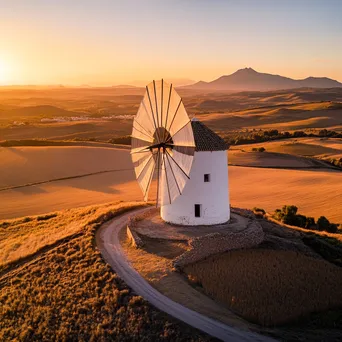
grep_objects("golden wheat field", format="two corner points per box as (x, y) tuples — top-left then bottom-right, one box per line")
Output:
(184, 249), (342, 326)
(0, 146), (341, 223)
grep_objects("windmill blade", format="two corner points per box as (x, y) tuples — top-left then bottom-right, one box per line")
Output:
(132, 151), (153, 180)
(135, 152), (156, 201)
(156, 150), (162, 207)
(163, 151), (189, 203)
(160, 152), (181, 204)
(131, 79), (196, 206)
(132, 124), (153, 142)
(166, 148), (193, 178)
(134, 94), (158, 141)
(161, 88), (195, 147)
(131, 136), (152, 150)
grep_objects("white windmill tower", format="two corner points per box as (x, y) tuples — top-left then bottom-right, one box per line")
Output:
(131, 80), (230, 226)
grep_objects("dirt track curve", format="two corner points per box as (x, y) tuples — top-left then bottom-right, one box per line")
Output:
(96, 207), (276, 342)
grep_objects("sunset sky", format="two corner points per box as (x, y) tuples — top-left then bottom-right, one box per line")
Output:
(1, 0), (342, 86)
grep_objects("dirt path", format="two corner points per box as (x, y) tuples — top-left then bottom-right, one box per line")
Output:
(96, 208), (275, 342)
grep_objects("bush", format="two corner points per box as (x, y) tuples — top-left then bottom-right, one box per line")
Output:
(305, 217), (315, 229)
(273, 207), (339, 234)
(273, 209), (284, 221)
(295, 214), (307, 228)
(283, 205), (298, 217)
(223, 128), (340, 147)
(327, 223), (339, 234)
(252, 147), (266, 152)
(317, 216), (330, 231)
(108, 135), (131, 145)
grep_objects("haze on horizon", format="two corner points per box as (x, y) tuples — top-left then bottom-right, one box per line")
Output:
(0, 0), (342, 86)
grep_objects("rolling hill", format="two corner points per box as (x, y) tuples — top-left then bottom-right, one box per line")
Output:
(186, 68), (342, 91)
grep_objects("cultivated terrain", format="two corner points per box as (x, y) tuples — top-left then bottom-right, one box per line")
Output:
(1, 81), (342, 341)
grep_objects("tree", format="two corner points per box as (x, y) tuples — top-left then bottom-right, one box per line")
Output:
(295, 214), (307, 228)
(327, 223), (338, 233)
(305, 217), (315, 229)
(317, 216), (330, 231)
(282, 205), (298, 216)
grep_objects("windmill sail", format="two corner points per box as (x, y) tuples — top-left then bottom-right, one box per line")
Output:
(131, 80), (195, 206)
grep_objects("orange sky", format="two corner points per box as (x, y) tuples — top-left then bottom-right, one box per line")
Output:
(1, 1), (341, 86)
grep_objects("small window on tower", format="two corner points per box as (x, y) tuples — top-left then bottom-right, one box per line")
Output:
(194, 204), (201, 217)
(204, 174), (210, 182)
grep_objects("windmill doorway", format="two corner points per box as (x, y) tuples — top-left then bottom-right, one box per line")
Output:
(194, 204), (201, 217)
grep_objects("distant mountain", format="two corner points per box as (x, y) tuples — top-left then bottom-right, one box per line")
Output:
(185, 68), (342, 91)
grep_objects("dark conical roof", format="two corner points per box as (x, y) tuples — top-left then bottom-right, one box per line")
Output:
(191, 119), (228, 152)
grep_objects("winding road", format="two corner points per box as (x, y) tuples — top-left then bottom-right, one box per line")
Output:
(96, 208), (276, 342)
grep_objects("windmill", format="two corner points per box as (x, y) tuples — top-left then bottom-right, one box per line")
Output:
(131, 80), (230, 225)
(131, 80), (195, 207)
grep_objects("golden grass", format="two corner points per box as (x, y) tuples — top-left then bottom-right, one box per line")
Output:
(184, 249), (342, 326)
(0, 202), (209, 341)
(0, 201), (143, 268)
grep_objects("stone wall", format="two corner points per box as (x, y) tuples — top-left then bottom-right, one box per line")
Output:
(173, 219), (264, 268)
(126, 225), (144, 248)
(230, 207), (255, 219)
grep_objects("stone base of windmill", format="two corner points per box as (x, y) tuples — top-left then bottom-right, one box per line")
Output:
(127, 207), (265, 269)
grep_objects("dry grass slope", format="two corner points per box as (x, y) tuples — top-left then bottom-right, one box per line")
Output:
(0, 202), (136, 268)
(0, 203), (210, 341)
(184, 249), (342, 327)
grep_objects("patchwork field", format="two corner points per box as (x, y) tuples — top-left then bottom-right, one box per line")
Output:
(1, 146), (341, 224)
(1, 87), (342, 143)
(184, 249), (342, 326)
(199, 101), (342, 133)
(235, 137), (342, 158)
(228, 150), (335, 169)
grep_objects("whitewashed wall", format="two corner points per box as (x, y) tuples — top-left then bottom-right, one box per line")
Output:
(161, 150), (230, 225)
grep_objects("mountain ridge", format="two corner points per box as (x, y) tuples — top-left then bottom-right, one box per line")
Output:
(185, 68), (342, 91)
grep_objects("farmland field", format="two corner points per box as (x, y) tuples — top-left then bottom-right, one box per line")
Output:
(184, 249), (342, 326)
(0, 146), (341, 224)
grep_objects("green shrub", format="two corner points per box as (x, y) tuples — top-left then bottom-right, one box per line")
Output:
(295, 214), (307, 228)
(273, 209), (284, 221)
(282, 205), (298, 217)
(327, 223), (338, 234)
(317, 216), (330, 231)
(108, 135), (131, 145)
(273, 207), (339, 234)
(305, 217), (316, 229)
(252, 147), (266, 152)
